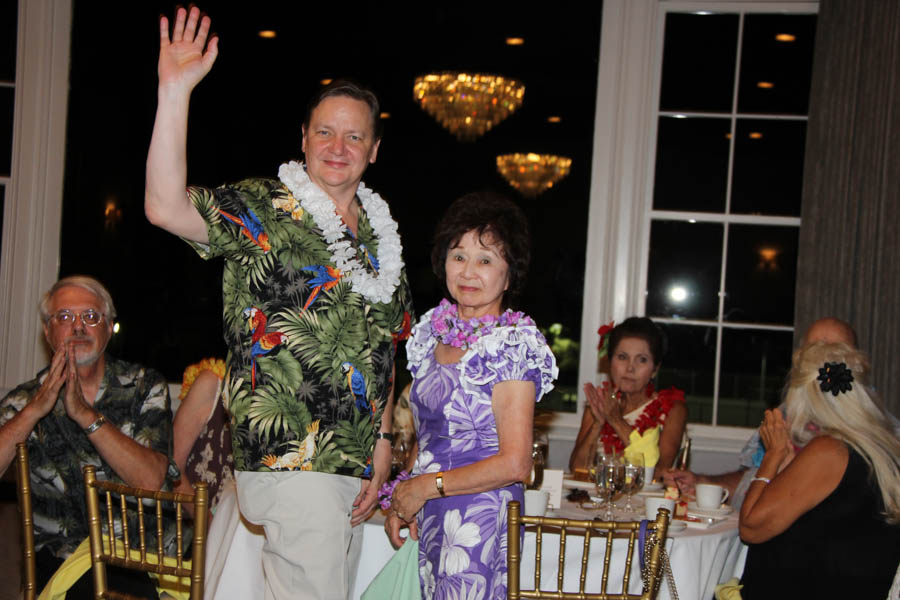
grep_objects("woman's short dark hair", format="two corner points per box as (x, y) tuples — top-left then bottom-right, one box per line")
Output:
(303, 78), (383, 140)
(431, 191), (531, 305)
(608, 317), (666, 366)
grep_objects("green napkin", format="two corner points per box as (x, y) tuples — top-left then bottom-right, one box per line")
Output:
(362, 539), (421, 600)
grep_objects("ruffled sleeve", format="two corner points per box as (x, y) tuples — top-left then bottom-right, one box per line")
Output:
(405, 308), (438, 379)
(458, 324), (558, 402)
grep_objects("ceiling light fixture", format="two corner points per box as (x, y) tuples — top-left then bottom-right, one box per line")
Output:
(547, 116), (561, 123)
(258, 30), (276, 39)
(775, 33), (796, 42)
(757, 81), (774, 89)
(496, 153), (572, 198)
(506, 37), (525, 46)
(413, 73), (525, 141)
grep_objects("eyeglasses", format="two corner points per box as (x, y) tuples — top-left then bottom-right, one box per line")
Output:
(49, 309), (104, 327)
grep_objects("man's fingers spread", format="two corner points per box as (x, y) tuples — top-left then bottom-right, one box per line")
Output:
(171, 7), (187, 42)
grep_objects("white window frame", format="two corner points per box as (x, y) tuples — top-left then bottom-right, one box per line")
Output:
(545, 0), (817, 457)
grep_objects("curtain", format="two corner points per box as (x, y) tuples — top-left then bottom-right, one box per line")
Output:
(795, 0), (900, 415)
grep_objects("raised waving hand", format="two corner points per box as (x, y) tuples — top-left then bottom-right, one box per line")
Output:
(158, 6), (218, 93)
(145, 6), (218, 242)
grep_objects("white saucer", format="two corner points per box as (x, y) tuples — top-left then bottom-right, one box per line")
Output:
(665, 520), (687, 534)
(687, 502), (733, 517)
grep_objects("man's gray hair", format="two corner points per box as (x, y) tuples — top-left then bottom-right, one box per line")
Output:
(39, 276), (117, 322)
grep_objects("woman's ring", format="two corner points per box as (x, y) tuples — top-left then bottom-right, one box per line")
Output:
(396, 510), (404, 519)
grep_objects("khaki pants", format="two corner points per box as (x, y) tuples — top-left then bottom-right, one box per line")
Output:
(236, 471), (364, 600)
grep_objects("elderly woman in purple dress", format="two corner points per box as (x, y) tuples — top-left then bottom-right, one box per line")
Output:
(385, 192), (557, 599)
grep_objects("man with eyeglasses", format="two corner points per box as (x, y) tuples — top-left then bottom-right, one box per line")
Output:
(0, 276), (174, 597)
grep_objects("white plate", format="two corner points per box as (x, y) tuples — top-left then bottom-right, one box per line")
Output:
(687, 502), (733, 517)
(563, 478), (595, 491)
(665, 520), (687, 534)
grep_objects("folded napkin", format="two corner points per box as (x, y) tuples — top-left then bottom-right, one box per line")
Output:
(624, 426), (660, 467)
(362, 539), (421, 600)
(38, 537), (192, 600)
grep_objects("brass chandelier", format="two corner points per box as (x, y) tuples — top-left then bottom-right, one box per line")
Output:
(496, 153), (572, 197)
(413, 73), (525, 141)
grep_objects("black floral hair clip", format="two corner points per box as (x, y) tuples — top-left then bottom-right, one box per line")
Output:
(817, 362), (854, 396)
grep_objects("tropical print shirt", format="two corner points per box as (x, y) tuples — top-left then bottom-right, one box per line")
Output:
(0, 357), (173, 557)
(186, 178), (414, 476)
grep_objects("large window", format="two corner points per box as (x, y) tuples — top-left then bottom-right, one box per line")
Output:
(644, 10), (816, 426)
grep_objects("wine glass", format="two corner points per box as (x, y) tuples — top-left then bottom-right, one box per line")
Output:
(391, 439), (408, 479)
(620, 454), (644, 514)
(527, 441), (546, 489)
(594, 451), (624, 520)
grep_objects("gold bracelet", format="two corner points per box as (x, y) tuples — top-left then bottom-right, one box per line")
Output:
(435, 471), (446, 497)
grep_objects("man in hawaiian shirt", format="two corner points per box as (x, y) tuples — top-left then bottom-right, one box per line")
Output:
(144, 8), (413, 599)
(0, 276), (173, 596)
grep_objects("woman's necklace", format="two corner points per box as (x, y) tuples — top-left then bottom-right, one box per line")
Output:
(430, 299), (534, 350)
(277, 160), (403, 305)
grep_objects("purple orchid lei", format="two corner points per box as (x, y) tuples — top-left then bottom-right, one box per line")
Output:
(378, 470), (411, 510)
(430, 298), (534, 350)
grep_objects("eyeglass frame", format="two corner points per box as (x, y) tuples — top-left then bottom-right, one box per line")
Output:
(45, 309), (106, 328)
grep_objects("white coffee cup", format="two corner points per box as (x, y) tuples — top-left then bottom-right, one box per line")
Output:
(524, 489), (549, 516)
(644, 497), (675, 521)
(695, 483), (729, 509)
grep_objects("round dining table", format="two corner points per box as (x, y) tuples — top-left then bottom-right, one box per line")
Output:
(353, 491), (748, 600)
(202, 483), (748, 600)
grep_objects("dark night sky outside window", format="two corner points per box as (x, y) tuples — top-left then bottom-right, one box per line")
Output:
(646, 11), (815, 426)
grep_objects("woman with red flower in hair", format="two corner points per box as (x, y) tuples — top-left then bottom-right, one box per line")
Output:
(568, 317), (686, 478)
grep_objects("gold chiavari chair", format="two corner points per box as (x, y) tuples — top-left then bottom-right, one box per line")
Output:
(507, 501), (671, 600)
(83, 465), (209, 599)
(15, 443), (37, 600)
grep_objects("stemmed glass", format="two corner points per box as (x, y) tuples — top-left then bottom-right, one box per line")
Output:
(594, 450), (624, 521)
(391, 439), (408, 479)
(620, 454), (644, 514)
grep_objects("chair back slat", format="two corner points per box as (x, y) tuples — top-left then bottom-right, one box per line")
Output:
(506, 500), (669, 600)
(83, 464), (208, 598)
(15, 443), (37, 600)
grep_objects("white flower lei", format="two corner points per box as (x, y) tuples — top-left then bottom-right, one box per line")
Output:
(277, 161), (404, 304)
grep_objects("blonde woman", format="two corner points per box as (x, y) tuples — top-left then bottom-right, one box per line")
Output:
(739, 342), (900, 599)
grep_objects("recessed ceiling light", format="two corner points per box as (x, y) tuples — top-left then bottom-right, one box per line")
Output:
(757, 81), (774, 89)
(320, 78), (333, 85)
(749, 132), (763, 139)
(258, 30), (276, 39)
(379, 112), (390, 119)
(775, 33), (796, 42)
(506, 37), (525, 46)
(547, 116), (561, 123)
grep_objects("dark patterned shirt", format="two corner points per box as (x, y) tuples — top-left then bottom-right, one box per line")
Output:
(0, 357), (173, 557)
(186, 178), (414, 475)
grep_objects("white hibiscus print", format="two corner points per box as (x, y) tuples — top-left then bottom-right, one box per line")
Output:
(420, 560), (436, 599)
(439, 510), (482, 576)
(415, 449), (442, 474)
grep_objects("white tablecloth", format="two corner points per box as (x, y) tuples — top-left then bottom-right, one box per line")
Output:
(204, 490), (747, 600)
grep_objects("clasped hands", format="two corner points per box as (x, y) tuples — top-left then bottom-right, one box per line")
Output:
(759, 408), (796, 473)
(583, 381), (625, 427)
(30, 341), (97, 429)
(384, 477), (427, 548)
